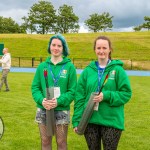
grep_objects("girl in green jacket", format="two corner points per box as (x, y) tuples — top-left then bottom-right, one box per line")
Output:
(72, 36), (132, 150)
(31, 34), (77, 150)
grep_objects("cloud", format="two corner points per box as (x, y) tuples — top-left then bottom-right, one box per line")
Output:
(0, 0), (149, 31)
(0, 0), (36, 10)
(0, 9), (28, 24)
(74, 0), (150, 28)
(79, 24), (89, 33)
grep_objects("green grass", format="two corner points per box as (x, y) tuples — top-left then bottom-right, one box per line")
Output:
(0, 32), (150, 60)
(1, 32), (150, 70)
(0, 73), (150, 150)
(0, 118), (3, 138)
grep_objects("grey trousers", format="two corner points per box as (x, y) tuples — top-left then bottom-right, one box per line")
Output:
(0, 69), (10, 90)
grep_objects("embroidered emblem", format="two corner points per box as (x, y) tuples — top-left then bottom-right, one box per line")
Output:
(60, 70), (67, 78)
(109, 70), (116, 79)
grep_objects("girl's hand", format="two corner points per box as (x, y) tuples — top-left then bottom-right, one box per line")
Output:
(93, 92), (103, 103)
(42, 98), (57, 110)
(73, 127), (78, 133)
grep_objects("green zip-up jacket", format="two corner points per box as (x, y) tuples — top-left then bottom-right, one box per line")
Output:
(72, 60), (132, 130)
(31, 57), (77, 111)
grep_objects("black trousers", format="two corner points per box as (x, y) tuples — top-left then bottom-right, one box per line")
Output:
(84, 124), (122, 150)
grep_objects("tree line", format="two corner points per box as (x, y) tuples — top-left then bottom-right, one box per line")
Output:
(133, 16), (150, 31)
(0, 0), (149, 34)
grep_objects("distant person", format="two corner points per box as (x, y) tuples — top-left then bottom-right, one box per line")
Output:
(72, 36), (132, 150)
(0, 48), (11, 92)
(31, 34), (77, 150)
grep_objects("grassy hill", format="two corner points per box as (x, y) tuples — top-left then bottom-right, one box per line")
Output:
(0, 32), (150, 70)
(0, 32), (150, 60)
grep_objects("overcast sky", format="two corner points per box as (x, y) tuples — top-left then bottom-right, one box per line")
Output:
(0, 0), (150, 32)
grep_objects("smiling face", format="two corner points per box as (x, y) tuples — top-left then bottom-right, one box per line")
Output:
(95, 39), (111, 61)
(50, 38), (63, 58)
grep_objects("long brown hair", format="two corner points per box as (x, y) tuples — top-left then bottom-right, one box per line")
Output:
(93, 36), (113, 60)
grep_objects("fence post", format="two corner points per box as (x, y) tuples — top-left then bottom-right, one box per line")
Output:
(19, 57), (20, 67)
(32, 57), (35, 67)
(40, 57), (42, 63)
(72, 58), (74, 64)
(131, 59), (132, 70)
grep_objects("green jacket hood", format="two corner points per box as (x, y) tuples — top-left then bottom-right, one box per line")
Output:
(72, 59), (132, 130)
(31, 56), (77, 111)
(45, 56), (71, 65)
(88, 60), (124, 72)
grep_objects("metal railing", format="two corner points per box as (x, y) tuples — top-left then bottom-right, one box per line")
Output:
(11, 57), (150, 70)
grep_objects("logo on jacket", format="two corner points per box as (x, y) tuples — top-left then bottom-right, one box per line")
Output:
(109, 70), (116, 80)
(60, 70), (67, 78)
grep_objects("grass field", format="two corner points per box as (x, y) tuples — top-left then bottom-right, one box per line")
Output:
(0, 118), (4, 138)
(0, 32), (150, 61)
(0, 73), (150, 150)
(0, 32), (150, 70)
